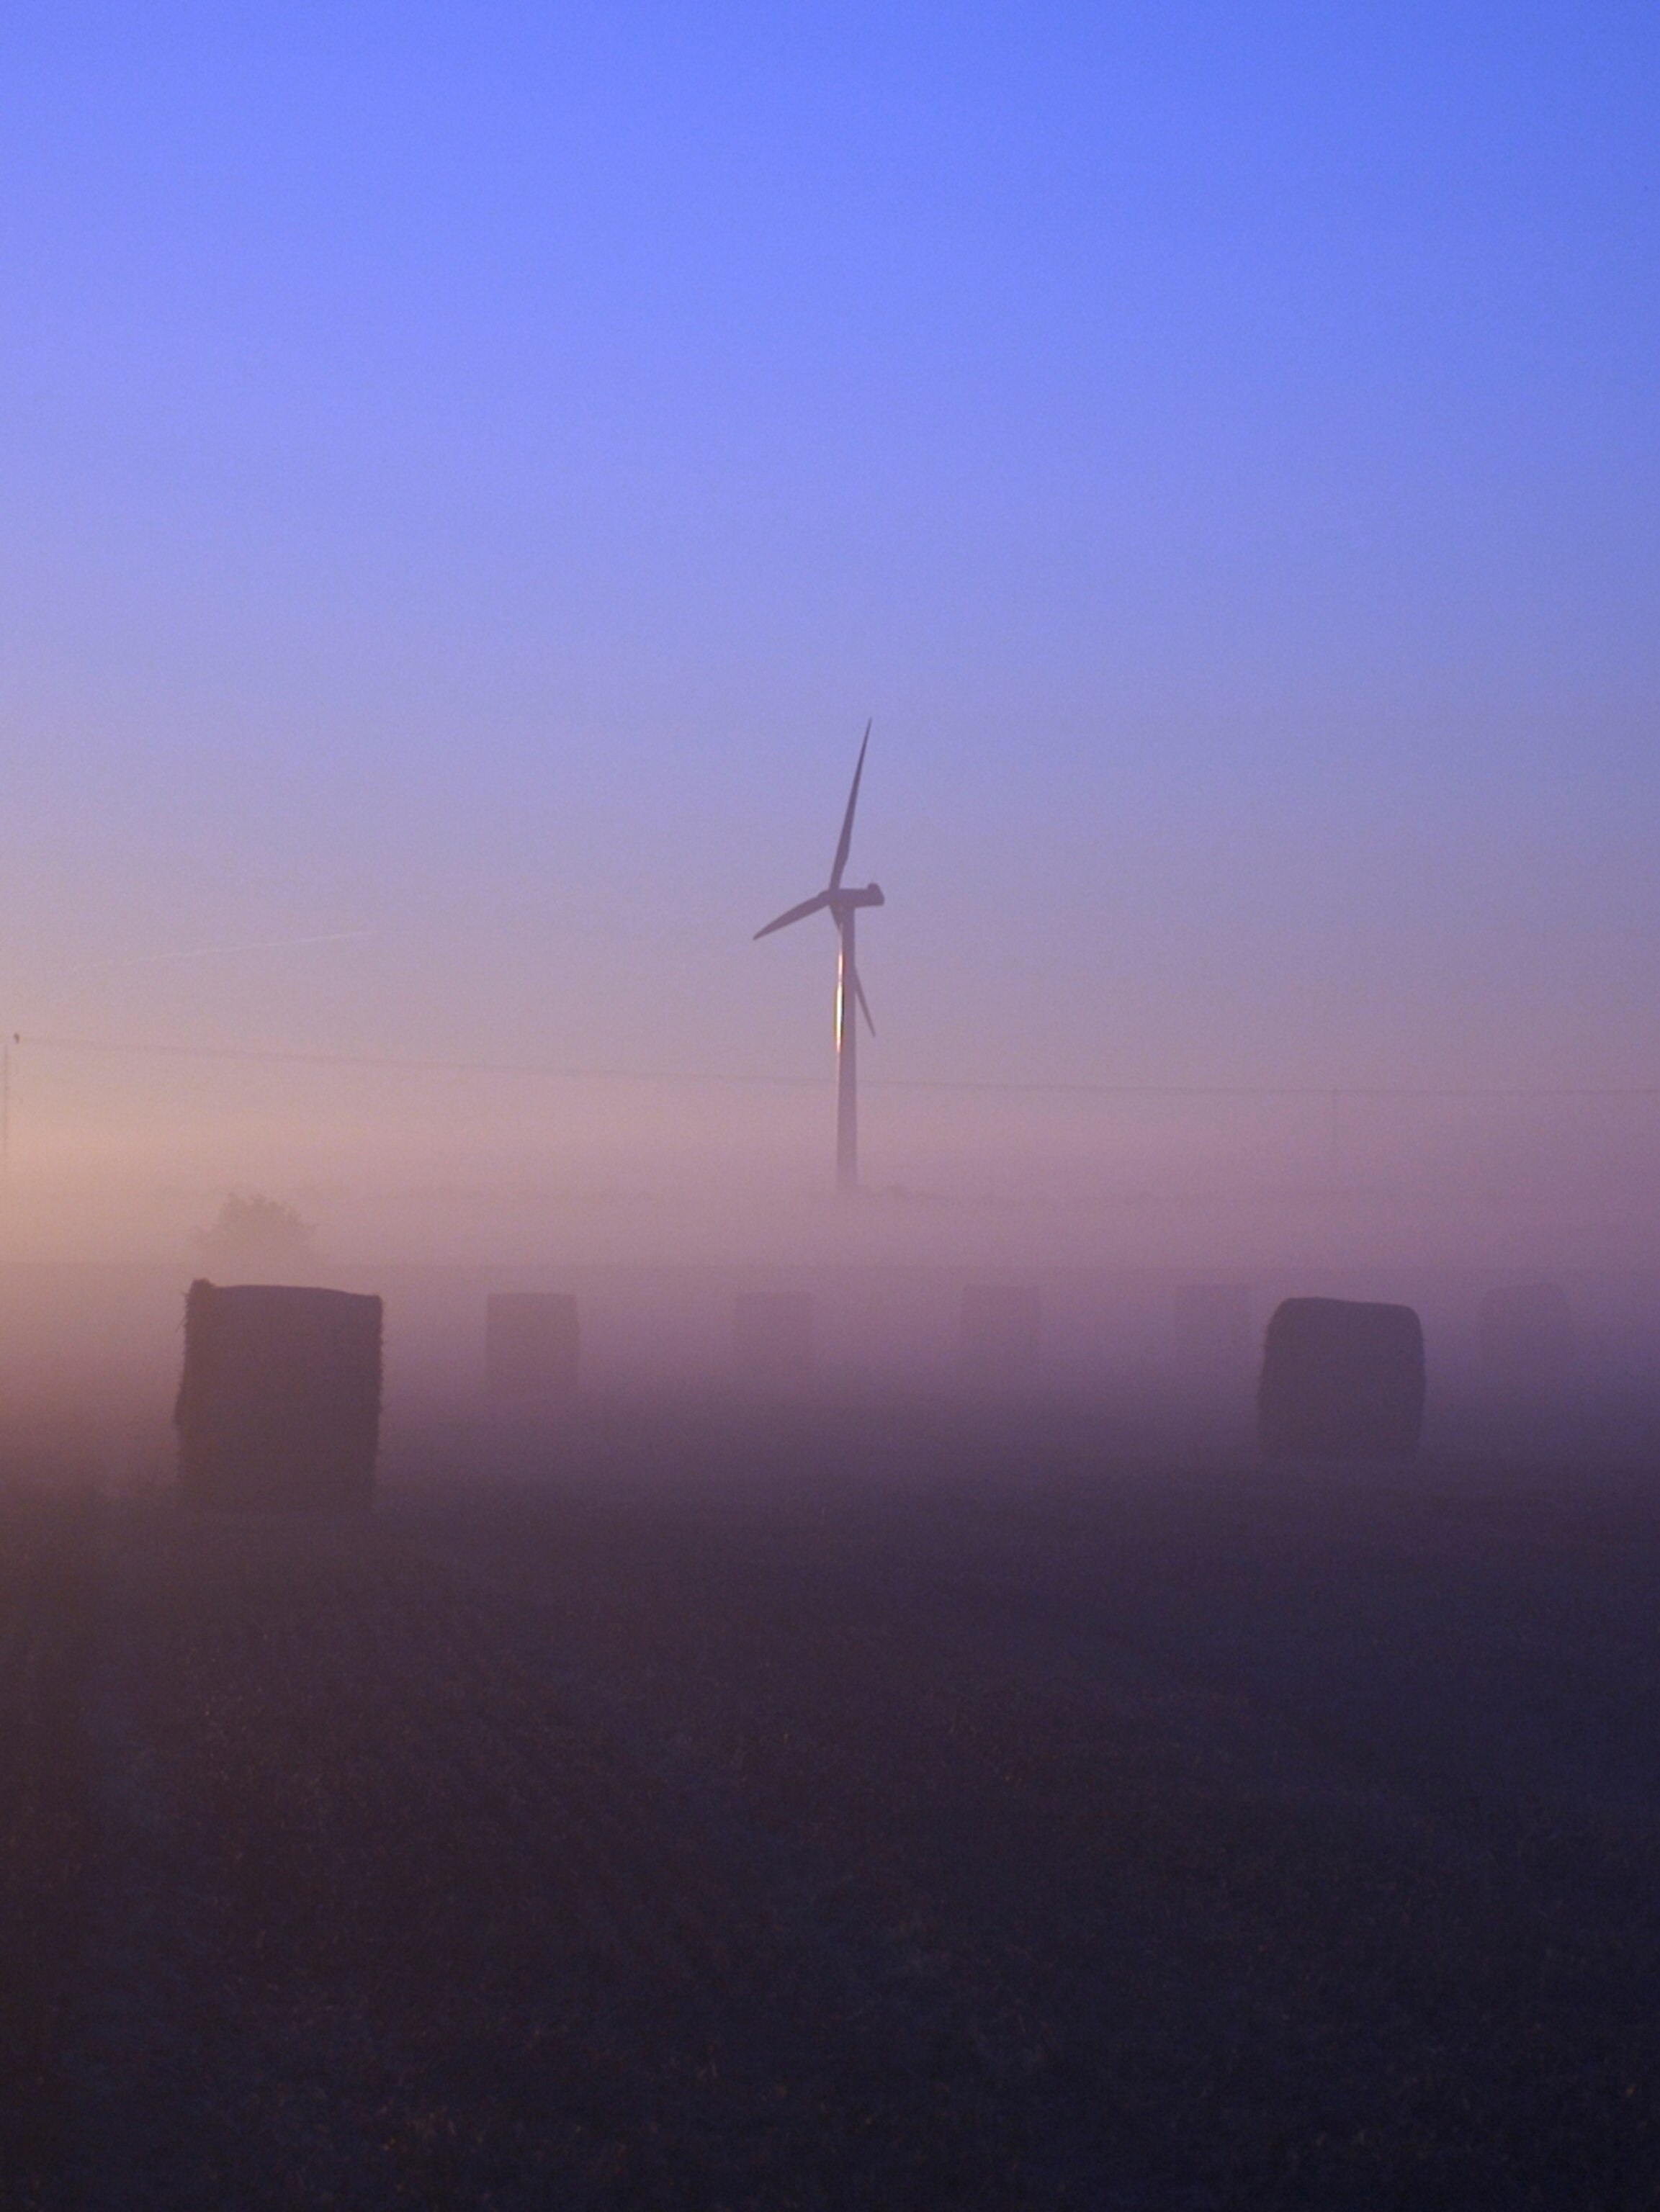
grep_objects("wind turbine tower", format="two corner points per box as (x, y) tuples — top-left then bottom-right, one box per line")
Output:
(755, 723), (884, 1196)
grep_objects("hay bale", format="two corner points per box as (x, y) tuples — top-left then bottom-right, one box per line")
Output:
(176, 1280), (382, 1509)
(485, 1292), (580, 1399)
(1173, 1284), (1252, 1378)
(1477, 1282), (1574, 1382)
(733, 1291), (814, 1385)
(1257, 1297), (1425, 1459)
(960, 1285), (1041, 1388)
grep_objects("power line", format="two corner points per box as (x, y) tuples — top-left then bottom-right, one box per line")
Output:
(14, 1033), (1660, 1103)
(65, 927), (376, 975)
(19, 1035), (827, 1088)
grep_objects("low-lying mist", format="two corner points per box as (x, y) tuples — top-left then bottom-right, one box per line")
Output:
(4, 1241), (1659, 1501)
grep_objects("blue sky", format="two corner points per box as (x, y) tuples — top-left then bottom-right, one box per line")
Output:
(1, 4), (1657, 1217)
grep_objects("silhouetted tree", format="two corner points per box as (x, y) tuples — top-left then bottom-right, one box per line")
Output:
(194, 1192), (320, 1279)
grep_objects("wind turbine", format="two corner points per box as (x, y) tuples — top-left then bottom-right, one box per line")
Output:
(755, 721), (884, 1196)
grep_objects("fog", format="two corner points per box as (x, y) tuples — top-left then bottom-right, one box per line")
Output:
(5, 957), (1659, 1485)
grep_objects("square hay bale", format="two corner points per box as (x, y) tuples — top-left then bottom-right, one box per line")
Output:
(1173, 1284), (1252, 1379)
(485, 1292), (580, 1399)
(733, 1290), (814, 1385)
(1477, 1282), (1574, 1382)
(176, 1280), (382, 1509)
(960, 1285), (1042, 1388)
(1257, 1296), (1425, 1460)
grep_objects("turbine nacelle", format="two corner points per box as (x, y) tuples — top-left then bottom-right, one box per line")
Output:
(753, 883), (884, 940)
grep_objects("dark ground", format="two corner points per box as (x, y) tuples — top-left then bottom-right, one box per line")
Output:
(4, 1402), (1660, 2209)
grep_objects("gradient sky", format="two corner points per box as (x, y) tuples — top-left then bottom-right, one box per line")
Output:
(2, 4), (1658, 1233)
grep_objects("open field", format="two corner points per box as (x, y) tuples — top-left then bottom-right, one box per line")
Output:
(4, 1406), (1660, 2207)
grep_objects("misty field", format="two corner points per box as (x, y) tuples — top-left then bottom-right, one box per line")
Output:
(4, 1409), (1660, 2208)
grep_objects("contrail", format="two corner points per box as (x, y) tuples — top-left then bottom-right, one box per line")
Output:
(66, 927), (376, 974)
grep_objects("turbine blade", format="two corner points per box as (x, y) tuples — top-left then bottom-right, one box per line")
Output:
(754, 890), (833, 940)
(827, 719), (872, 892)
(851, 964), (876, 1035)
